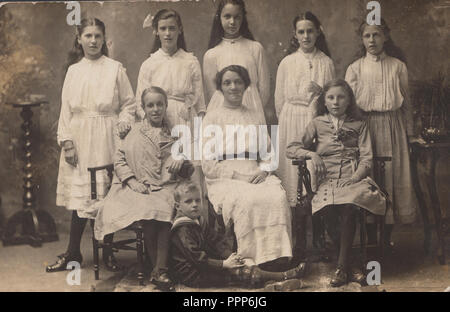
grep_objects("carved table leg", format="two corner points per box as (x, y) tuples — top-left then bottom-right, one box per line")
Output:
(410, 146), (431, 255)
(2, 105), (58, 247)
(426, 150), (446, 265)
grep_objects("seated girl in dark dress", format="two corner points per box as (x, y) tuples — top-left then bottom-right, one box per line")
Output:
(287, 79), (386, 287)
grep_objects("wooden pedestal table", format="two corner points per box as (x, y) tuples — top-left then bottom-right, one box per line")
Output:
(2, 101), (58, 247)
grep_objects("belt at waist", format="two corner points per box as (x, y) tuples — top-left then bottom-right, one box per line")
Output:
(218, 152), (259, 160)
(168, 95), (185, 102)
(286, 99), (311, 106)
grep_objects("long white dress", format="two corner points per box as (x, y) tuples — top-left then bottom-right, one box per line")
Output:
(56, 56), (136, 218)
(275, 48), (335, 207)
(201, 104), (292, 265)
(203, 37), (269, 125)
(135, 48), (205, 133)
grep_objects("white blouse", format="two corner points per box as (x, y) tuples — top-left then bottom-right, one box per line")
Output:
(201, 104), (273, 180)
(203, 37), (270, 107)
(345, 52), (413, 135)
(57, 56), (136, 145)
(345, 52), (410, 112)
(135, 48), (205, 120)
(275, 48), (335, 117)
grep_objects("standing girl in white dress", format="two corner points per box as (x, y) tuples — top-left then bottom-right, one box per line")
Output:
(203, 0), (269, 124)
(46, 18), (136, 272)
(135, 9), (207, 219)
(135, 9), (206, 129)
(345, 19), (418, 245)
(275, 12), (335, 259)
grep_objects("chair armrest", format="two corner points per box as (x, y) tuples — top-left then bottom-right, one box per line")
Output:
(292, 156), (311, 166)
(87, 164), (114, 173)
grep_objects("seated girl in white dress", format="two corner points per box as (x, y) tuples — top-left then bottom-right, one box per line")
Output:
(202, 65), (293, 268)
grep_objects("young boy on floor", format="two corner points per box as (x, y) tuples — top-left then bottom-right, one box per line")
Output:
(169, 182), (306, 288)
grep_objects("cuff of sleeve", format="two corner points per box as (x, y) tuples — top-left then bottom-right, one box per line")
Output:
(207, 259), (223, 268)
(121, 174), (135, 184)
(58, 137), (73, 147)
(222, 170), (235, 179)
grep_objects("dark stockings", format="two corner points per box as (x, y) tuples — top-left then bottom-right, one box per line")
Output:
(66, 211), (115, 257)
(143, 220), (171, 273)
(66, 211), (87, 257)
(337, 205), (357, 271)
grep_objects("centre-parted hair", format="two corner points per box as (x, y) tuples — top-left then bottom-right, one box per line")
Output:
(141, 86), (168, 108)
(215, 64), (251, 91)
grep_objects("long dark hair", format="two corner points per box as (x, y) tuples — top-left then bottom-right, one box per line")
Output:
(207, 0), (255, 49)
(65, 18), (108, 74)
(150, 9), (187, 54)
(355, 18), (406, 64)
(285, 12), (331, 57)
(316, 78), (363, 120)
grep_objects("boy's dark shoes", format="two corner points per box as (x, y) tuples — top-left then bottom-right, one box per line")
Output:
(330, 268), (348, 287)
(46, 252), (83, 273)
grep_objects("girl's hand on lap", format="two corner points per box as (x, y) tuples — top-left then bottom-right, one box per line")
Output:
(249, 171), (268, 184)
(310, 153), (327, 180)
(338, 178), (356, 187)
(127, 178), (149, 194)
(117, 121), (132, 139)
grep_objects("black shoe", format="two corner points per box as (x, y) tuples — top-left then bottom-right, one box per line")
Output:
(150, 269), (174, 290)
(349, 267), (366, 285)
(103, 249), (124, 272)
(46, 252), (82, 273)
(330, 268), (348, 287)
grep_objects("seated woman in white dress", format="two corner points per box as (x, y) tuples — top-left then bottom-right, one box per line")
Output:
(202, 65), (293, 269)
(286, 79), (386, 287)
(91, 86), (194, 288)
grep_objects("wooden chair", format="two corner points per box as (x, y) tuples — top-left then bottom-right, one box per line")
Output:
(88, 164), (146, 286)
(292, 157), (316, 263)
(359, 156), (392, 268)
(292, 156), (392, 268)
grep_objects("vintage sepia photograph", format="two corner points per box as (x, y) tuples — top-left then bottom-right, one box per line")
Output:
(0, 0), (448, 295)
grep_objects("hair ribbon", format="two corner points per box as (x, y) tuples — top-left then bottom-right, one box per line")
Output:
(143, 13), (153, 29)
